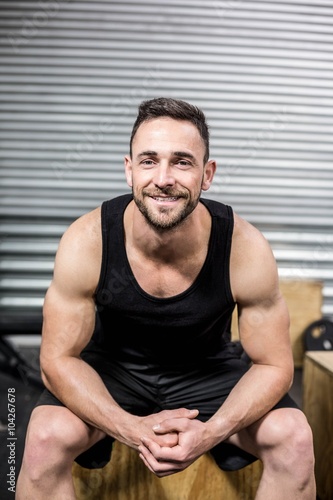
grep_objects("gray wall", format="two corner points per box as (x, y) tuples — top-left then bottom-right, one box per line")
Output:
(0, 0), (332, 332)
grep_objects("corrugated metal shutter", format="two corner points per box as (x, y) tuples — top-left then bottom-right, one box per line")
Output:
(1, 0), (332, 334)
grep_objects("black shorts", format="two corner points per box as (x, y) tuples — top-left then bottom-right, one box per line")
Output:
(35, 341), (299, 471)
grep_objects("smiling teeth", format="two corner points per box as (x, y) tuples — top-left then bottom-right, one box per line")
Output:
(154, 197), (177, 201)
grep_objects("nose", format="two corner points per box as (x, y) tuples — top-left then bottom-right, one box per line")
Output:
(153, 162), (175, 189)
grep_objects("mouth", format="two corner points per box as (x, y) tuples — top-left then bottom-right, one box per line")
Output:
(152, 196), (179, 202)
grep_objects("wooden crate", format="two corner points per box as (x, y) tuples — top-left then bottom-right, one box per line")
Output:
(72, 441), (263, 500)
(231, 280), (323, 368)
(303, 351), (333, 500)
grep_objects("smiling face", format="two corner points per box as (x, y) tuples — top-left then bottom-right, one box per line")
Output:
(124, 117), (216, 231)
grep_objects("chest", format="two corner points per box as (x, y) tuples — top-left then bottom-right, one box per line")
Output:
(127, 254), (206, 298)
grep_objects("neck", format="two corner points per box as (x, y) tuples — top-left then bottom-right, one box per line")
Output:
(124, 200), (211, 263)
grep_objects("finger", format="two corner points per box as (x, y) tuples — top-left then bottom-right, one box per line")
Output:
(152, 416), (191, 435)
(139, 452), (155, 473)
(139, 447), (183, 477)
(140, 436), (162, 456)
(140, 436), (181, 462)
(155, 432), (178, 447)
(139, 453), (179, 477)
(162, 408), (199, 420)
(139, 442), (166, 471)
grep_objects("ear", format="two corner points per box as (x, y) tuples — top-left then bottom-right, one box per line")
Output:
(124, 155), (133, 188)
(201, 160), (216, 191)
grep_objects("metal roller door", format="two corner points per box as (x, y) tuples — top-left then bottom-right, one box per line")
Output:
(0, 0), (332, 335)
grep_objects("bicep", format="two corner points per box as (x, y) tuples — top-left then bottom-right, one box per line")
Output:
(238, 293), (293, 369)
(40, 283), (96, 365)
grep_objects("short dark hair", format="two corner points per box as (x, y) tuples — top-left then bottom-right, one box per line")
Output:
(130, 97), (210, 163)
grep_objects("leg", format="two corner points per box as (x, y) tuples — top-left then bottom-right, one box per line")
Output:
(227, 408), (316, 500)
(16, 405), (106, 500)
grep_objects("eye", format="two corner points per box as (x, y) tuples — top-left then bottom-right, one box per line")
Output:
(175, 159), (192, 169)
(141, 159), (156, 167)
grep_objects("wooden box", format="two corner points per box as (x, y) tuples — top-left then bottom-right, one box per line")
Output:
(73, 441), (263, 500)
(303, 351), (333, 500)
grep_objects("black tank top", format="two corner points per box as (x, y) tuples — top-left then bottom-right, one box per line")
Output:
(93, 194), (236, 369)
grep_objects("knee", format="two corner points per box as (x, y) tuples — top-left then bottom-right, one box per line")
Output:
(260, 409), (315, 474)
(21, 406), (92, 478)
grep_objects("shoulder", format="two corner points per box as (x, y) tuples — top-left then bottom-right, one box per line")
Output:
(230, 212), (279, 304)
(232, 212), (269, 252)
(59, 207), (101, 251)
(52, 207), (102, 295)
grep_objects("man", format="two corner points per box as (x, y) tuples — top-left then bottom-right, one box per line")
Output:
(17, 97), (316, 499)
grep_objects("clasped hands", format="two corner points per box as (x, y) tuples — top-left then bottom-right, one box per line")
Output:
(136, 407), (211, 477)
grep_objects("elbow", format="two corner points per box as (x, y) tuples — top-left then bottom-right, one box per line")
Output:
(279, 357), (294, 394)
(40, 364), (53, 392)
(40, 356), (60, 393)
(286, 364), (295, 392)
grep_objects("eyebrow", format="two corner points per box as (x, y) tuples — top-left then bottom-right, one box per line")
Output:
(173, 151), (195, 161)
(137, 150), (196, 160)
(137, 150), (158, 158)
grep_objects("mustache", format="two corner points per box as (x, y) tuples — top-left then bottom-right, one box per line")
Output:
(143, 189), (188, 198)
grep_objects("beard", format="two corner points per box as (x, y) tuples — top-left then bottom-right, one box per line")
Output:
(132, 187), (201, 231)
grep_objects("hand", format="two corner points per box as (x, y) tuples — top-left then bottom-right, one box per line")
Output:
(120, 408), (199, 450)
(138, 413), (211, 477)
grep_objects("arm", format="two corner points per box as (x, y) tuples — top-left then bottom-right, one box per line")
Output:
(138, 215), (294, 474)
(40, 208), (196, 451)
(206, 214), (294, 438)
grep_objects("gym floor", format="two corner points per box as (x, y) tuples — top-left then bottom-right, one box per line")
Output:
(0, 336), (304, 500)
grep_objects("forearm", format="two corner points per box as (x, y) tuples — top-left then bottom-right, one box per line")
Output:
(41, 356), (139, 448)
(206, 363), (293, 446)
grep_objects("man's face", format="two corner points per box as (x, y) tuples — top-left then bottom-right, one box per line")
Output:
(124, 117), (215, 231)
